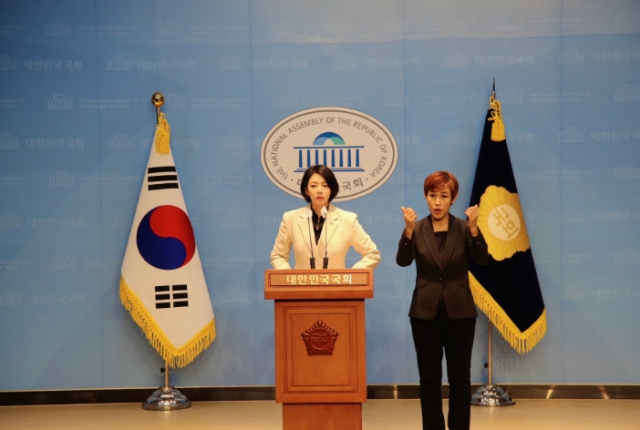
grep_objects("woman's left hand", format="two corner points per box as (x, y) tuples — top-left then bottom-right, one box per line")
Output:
(465, 204), (480, 236)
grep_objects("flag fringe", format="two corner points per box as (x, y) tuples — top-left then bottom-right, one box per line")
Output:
(469, 272), (546, 354)
(154, 112), (171, 154)
(120, 276), (216, 368)
(488, 96), (506, 142)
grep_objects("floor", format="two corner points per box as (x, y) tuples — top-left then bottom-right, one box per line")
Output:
(2, 399), (640, 430)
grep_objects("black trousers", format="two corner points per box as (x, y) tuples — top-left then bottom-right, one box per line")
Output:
(410, 304), (476, 430)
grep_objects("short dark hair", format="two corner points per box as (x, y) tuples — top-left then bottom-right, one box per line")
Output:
(423, 171), (459, 200)
(300, 165), (340, 203)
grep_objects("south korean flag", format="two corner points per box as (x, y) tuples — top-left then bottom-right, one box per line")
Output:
(120, 113), (215, 368)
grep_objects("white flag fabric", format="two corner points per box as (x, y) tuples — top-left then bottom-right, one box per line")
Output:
(120, 113), (215, 368)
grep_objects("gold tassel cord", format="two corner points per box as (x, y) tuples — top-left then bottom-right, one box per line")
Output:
(488, 95), (506, 142)
(468, 271), (547, 354)
(120, 276), (216, 368)
(154, 112), (171, 154)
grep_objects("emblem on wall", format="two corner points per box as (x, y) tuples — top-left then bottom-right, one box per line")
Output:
(261, 107), (398, 202)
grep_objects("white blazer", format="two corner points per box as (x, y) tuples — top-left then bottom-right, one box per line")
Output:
(270, 205), (380, 270)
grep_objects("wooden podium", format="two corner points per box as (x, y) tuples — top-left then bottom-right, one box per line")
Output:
(264, 269), (374, 430)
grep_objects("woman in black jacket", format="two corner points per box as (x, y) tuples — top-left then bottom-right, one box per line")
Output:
(396, 171), (489, 430)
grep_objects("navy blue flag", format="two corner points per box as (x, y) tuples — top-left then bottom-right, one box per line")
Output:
(468, 89), (546, 353)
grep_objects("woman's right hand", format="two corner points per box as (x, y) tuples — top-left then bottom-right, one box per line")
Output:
(401, 206), (417, 238)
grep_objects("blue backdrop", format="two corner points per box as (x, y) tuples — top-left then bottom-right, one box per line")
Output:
(1, 0), (639, 390)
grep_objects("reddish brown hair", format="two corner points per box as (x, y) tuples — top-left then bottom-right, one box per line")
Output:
(423, 171), (459, 200)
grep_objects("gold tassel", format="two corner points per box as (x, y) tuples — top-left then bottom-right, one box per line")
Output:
(120, 277), (216, 368)
(469, 272), (546, 354)
(154, 112), (171, 154)
(488, 95), (506, 142)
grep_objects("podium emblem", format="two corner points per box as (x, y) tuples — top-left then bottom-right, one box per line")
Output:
(301, 320), (339, 356)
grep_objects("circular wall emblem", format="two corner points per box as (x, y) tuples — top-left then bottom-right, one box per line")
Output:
(261, 107), (398, 202)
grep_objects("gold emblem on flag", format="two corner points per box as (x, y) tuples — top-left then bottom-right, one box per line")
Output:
(478, 185), (531, 261)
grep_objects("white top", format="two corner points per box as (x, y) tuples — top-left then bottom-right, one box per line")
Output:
(270, 204), (380, 270)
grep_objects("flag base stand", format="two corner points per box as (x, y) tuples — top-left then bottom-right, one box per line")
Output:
(142, 386), (192, 411)
(470, 385), (515, 406)
(471, 321), (515, 407)
(142, 362), (192, 411)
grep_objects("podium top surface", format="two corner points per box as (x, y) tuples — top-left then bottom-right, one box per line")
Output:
(264, 268), (373, 300)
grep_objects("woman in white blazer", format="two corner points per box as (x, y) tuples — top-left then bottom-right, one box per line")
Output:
(270, 165), (380, 270)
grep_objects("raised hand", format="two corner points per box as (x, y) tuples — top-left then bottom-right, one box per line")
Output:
(401, 206), (418, 238)
(465, 204), (479, 236)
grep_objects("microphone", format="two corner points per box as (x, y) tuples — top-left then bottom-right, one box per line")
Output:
(321, 206), (329, 269)
(305, 209), (316, 269)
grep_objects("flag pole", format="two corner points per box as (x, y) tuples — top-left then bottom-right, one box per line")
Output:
(470, 79), (515, 407)
(140, 92), (192, 411)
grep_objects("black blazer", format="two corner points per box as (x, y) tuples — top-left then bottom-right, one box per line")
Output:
(396, 214), (489, 320)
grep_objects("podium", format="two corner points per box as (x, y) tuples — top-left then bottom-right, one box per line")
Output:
(264, 269), (374, 430)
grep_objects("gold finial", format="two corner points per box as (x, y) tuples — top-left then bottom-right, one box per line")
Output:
(151, 92), (165, 108)
(151, 92), (165, 124)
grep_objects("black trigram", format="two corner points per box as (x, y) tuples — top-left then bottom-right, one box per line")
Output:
(155, 284), (188, 309)
(147, 166), (179, 191)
